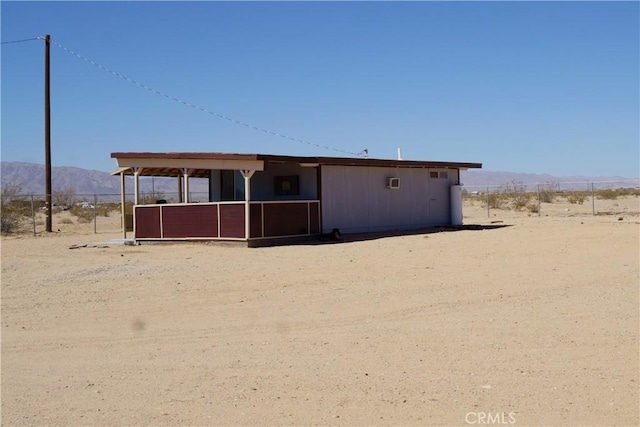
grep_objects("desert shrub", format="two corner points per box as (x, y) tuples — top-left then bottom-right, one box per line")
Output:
(59, 217), (74, 225)
(611, 187), (640, 197)
(597, 189), (618, 200)
(68, 200), (115, 222)
(52, 206), (65, 214)
(567, 192), (587, 205)
(77, 216), (92, 224)
(1, 184), (32, 234)
(483, 183), (531, 210)
(96, 205), (111, 217)
(538, 182), (559, 203)
(69, 205), (94, 223)
(526, 202), (539, 213)
(100, 203), (121, 213)
(511, 193), (531, 210)
(505, 181), (531, 211)
(53, 185), (76, 209)
(486, 191), (508, 209)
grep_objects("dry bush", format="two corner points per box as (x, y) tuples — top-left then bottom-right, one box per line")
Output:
(603, 187), (640, 198)
(527, 202), (539, 214)
(486, 191), (508, 209)
(69, 205), (87, 216)
(97, 205), (113, 217)
(617, 187), (640, 197)
(53, 185), (76, 209)
(538, 182), (559, 203)
(1, 184), (30, 234)
(59, 217), (74, 225)
(100, 203), (121, 213)
(512, 194), (532, 211)
(69, 205), (94, 223)
(69, 202), (116, 223)
(567, 192), (587, 205)
(597, 189), (618, 200)
(484, 183), (531, 211)
(505, 181), (531, 211)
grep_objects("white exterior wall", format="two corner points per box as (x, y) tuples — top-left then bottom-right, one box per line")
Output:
(320, 165), (458, 234)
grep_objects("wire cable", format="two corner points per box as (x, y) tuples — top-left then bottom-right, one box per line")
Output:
(1, 36), (43, 45)
(52, 39), (365, 157)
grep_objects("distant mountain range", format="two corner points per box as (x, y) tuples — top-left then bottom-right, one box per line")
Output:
(0, 161), (636, 196)
(0, 162), (201, 196)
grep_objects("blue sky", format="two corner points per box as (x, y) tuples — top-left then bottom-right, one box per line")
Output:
(2, 1), (638, 177)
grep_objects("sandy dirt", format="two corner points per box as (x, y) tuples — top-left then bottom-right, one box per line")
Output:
(1, 197), (638, 426)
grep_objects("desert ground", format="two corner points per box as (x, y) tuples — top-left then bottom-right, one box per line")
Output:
(1, 197), (638, 426)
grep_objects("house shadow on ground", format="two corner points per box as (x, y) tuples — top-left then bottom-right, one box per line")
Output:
(250, 224), (511, 247)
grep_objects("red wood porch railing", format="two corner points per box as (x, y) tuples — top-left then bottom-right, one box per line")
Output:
(249, 200), (320, 239)
(134, 200), (320, 241)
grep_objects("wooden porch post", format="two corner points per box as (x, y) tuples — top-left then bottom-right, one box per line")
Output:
(182, 168), (190, 203)
(120, 171), (126, 239)
(241, 170), (255, 240)
(133, 167), (143, 205)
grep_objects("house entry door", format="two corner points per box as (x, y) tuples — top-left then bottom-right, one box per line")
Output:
(429, 171), (450, 225)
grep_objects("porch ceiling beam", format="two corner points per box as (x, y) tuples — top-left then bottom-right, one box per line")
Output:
(114, 157), (264, 172)
(240, 169), (255, 179)
(110, 166), (131, 176)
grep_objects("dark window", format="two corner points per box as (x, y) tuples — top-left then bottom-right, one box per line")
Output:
(221, 170), (245, 201)
(274, 175), (300, 196)
(430, 171), (439, 179)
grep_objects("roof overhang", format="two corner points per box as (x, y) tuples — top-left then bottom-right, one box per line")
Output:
(110, 152), (482, 177)
(111, 152), (266, 177)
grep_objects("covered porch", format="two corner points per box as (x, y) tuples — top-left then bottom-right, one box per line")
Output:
(111, 153), (322, 243)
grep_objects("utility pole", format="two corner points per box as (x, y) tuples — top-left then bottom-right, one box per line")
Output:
(44, 34), (52, 232)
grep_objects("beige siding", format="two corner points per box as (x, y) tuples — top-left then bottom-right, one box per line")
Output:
(321, 165), (442, 234)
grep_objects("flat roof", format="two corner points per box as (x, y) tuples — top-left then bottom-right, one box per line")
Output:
(111, 152), (482, 174)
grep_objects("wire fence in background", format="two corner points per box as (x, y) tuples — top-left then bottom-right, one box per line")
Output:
(462, 179), (640, 220)
(0, 191), (211, 236)
(1, 180), (638, 236)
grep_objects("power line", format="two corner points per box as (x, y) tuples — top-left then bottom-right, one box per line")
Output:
(1, 36), (43, 45)
(51, 39), (366, 157)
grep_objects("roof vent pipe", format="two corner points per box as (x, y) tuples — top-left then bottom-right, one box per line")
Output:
(397, 147), (403, 160)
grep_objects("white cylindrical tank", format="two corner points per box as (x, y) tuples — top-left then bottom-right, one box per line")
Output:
(450, 184), (463, 225)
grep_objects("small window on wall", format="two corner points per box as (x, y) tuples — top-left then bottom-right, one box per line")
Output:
(386, 177), (400, 189)
(430, 171), (449, 179)
(274, 175), (300, 196)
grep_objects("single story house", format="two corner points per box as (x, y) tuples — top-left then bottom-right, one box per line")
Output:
(111, 152), (482, 244)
